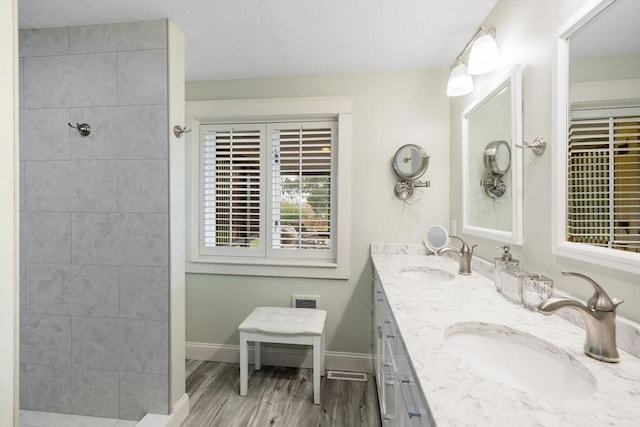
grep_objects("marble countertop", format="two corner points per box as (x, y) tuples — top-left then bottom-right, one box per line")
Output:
(371, 249), (640, 427)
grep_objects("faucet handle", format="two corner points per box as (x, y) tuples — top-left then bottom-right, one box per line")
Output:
(562, 271), (624, 311)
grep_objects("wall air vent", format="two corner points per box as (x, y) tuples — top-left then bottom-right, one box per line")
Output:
(291, 295), (319, 309)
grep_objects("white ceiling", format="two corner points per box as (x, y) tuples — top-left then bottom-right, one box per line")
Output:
(18, 0), (497, 81)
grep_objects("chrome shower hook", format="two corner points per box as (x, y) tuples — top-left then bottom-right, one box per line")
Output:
(68, 122), (91, 137)
(173, 125), (192, 138)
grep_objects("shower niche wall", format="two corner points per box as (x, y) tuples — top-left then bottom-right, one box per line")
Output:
(19, 20), (184, 421)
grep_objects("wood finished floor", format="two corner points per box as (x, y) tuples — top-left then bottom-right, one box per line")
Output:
(182, 360), (381, 427)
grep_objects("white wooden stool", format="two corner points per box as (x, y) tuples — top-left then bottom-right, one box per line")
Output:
(238, 306), (327, 404)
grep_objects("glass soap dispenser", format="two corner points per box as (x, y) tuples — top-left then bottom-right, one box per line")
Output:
(494, 245), (519, 270)
(494, 245), (520, 296)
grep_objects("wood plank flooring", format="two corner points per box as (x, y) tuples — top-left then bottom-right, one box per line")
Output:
(181, 360), (381, 427)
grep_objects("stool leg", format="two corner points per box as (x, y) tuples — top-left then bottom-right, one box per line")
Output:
(240, 333), (248, 396)
(255, 341), (261, 370)
(313, 335), (321, 404)
(321, 329), (325, 376)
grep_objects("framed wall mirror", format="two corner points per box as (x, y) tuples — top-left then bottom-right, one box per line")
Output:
(462, 65), (523, 244)
(553, 0), (640, 273)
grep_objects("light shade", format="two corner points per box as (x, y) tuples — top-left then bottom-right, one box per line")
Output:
(468, 33), (500, 75)
(446, 63), (473, 97)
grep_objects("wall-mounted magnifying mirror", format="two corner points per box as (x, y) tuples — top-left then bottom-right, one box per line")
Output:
(462, 65), (523, 245)
(392, 144), (431, 200)
(480, 140), (511, 199)
(424, 225), (450, 252)
(553, 0), (640, 272)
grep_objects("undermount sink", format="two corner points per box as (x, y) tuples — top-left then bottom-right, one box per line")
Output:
(443, 322), (597, 400)
(398, 267), (455, 283)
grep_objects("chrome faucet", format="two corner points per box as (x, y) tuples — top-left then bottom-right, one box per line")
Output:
(537, 272), (624, 363)
(436, 236), (477, 275)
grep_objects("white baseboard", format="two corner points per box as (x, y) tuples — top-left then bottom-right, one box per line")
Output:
(136, 393), (189, 427)
(168, 393), (189, 427)
(186, 342), (373, 373)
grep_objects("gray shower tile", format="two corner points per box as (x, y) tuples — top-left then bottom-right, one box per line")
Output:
(20, 363), (27, 409)
(26, 160), (118, 212)
(20, 313), (71, 366)
(119, 372), (168, 420)
(71, 213), (168, 267)
(26, 364), (119, 418)
(117, 50), (167, 106)
(27, 263), (118, 317)
(24, 53), (117, 108)
(69, 105), (168, 160)
(118, 160), (168, 213)
(19, 162), (25, 212)
(19, 58), (24, 110)
(19, 27), (69, 57)
(119, 267), (168, 320)
(20, 262), (26, 312)
(72, 317), (121, 371)
(20, 213), (71, 263)
(72, 317), (168, 374)
(20, 108), (70, 161)
(120, 319), (168, 374)
(70, 20), (167, 54)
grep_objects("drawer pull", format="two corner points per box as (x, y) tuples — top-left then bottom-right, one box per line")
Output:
(399, 376), (423, 418)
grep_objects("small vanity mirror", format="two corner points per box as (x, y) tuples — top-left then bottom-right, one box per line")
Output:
(392, 144), (430, 200)
(462, 65), (523, 244)
(424, 225), (450, 252)
(481, 140), (511, 199)
(483, 140), (511, 176)
(392, 144), (429, 179)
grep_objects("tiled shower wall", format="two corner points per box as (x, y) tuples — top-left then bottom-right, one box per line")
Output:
(19, 20), (170, 421)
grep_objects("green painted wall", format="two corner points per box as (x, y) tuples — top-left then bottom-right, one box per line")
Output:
(185, 69), (451, 353)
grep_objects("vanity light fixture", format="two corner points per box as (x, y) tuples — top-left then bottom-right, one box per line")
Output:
(468, 28), (500, 75)
(446, 61), (474, 97)
(446, 26), (500, 97)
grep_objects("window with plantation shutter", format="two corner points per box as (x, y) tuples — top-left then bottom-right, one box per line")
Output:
(567, 108), (640, 253)
(186, 97), (352, 278)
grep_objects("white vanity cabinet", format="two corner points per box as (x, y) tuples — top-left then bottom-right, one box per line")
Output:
(373, 271), (433, 427)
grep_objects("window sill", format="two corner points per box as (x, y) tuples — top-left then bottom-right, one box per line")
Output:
(186, 256), (350, 279)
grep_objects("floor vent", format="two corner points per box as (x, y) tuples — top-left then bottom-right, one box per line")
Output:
(326, 371), (368, 381)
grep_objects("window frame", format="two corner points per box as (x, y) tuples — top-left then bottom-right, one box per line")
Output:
(185, 97), (352, 279)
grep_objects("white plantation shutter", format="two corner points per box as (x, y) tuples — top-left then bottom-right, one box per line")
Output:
(198, 120), (337, 261)
(567, 108), (640, 252)
(268, 122), (335, 259)
(200, 124), (264, 254)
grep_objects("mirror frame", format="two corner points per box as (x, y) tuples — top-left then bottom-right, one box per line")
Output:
(552, 0), (640, 274)
(461, 65), (523, 245)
